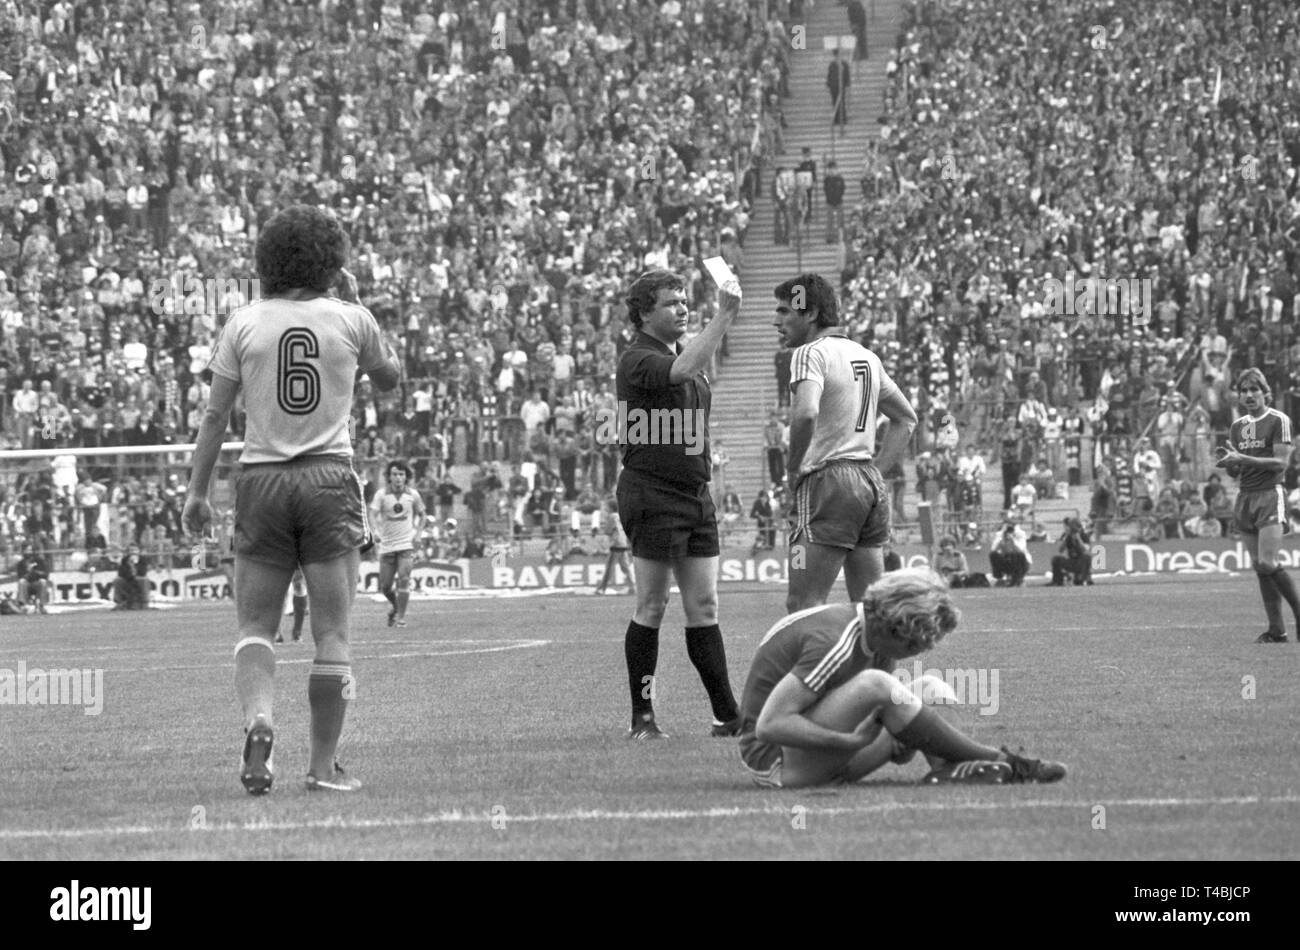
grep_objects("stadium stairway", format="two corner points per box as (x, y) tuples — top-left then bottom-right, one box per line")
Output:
(713, 0), (903, 509)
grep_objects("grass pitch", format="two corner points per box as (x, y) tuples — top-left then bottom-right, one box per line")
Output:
(2, 576), (1297, 861)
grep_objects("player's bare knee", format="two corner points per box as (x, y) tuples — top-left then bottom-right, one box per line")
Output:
(637, 597), (670, 627)
(683, 593), (718, 624)
(911, 673), (959, 708)
(850, 668), (904, 706)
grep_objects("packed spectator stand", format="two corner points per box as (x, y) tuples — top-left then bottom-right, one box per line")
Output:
(0, 0), (787, 566)
(2, 0), (1298, 576)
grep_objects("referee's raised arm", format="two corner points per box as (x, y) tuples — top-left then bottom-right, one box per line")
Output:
(668, 277), (742, 384)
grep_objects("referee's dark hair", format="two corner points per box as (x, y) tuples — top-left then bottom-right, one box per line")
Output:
(625, 269), (684, 329)
(256, 205), (349, 296)
(774, 273), (840, 328)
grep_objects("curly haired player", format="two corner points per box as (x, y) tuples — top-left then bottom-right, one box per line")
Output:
(737, 568), (1067, 788)
(184, 205), (401, 794)
(1216, 367), (1300, 643)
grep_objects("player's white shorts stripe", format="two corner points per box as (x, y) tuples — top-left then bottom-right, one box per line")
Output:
(791, 476), (812, 540)
(743, 758), (783, 789)
(1277, 485), (1285, 525)
(351, 467), (371, 540)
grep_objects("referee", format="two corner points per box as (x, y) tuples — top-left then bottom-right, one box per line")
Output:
(616, 268), (742, 739)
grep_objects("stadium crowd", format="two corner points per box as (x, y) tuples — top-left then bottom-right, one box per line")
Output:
(3, 0), (1299, 577)
(835, 0), (1300, 541)
(0, 0), (788, 563)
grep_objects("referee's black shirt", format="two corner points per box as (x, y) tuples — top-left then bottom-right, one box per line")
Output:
(616, 330), (711, 488)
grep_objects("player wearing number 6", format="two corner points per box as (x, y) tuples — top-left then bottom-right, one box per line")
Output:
(773, 273), (917, 613)
(183, 205), (401, 794)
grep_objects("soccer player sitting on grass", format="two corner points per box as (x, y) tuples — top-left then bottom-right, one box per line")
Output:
(1216, 367), (1300, 643)
(737, 568), (1066, 788)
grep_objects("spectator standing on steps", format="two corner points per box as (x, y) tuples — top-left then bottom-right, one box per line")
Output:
(824, 160), (845, 244)
(827, 49), (850, 128)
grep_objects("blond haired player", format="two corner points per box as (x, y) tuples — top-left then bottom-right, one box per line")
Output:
(773, 273), (918, 613)
(370, 460), (426, 627)
(184, 205), (401, 795)
(739, 568), (1067, 787)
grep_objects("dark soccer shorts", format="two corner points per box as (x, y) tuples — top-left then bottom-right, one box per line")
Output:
(738, 733), (784, 789)
(616, 471), (719, 561)
(1234, 485), (1286, 534)
(790, 459), (890, 549)
(234, 456), (366, 569)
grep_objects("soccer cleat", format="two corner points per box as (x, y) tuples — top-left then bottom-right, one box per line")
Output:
(240, 718), (275, 796)
(386, 608), (396, 628)
(999, 746), (1067, 783)
(921, 760), (1012, 784)
(306, 760), (362, 793)
(628, 713), (669, 740)
(274, 635), (284, 643)
(710, 716), (742, 738)
(395, 617), (408, 628)
(1255, 630), (1289, 643)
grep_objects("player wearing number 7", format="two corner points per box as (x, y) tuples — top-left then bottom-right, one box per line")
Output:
(774, 273), (918, 613)
(183, 205), (402, 794)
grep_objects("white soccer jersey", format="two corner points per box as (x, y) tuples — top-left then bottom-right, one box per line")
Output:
(789, 334), (902, 474)
(207, 297), (390, 464)
(370, 487), (425, 554)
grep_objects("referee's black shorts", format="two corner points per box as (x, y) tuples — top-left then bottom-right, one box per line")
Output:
(616, 469), (719, 561)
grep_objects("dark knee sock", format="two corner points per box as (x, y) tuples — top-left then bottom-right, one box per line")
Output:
(1268, 566), (1300, 626)
(685, 624), (739, 722)
(625, 621), (659, 718)
(307, 661), (352, 776)
(292, 595), (307, 636)
(1256, 570), (1284, 633)
(893, 706), (1001, 763)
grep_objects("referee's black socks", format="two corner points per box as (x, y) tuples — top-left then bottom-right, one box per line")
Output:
(625, 621), (660, 719)
(1256, 567), (1285, 634)
(1268, 565), (1300, 628)
(686, 624), (739, 723)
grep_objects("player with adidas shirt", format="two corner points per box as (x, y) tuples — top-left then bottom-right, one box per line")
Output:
(1216, 368), (1300, 643)
(737, 568), (1067, 787)
(370, 460), (427, 628)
